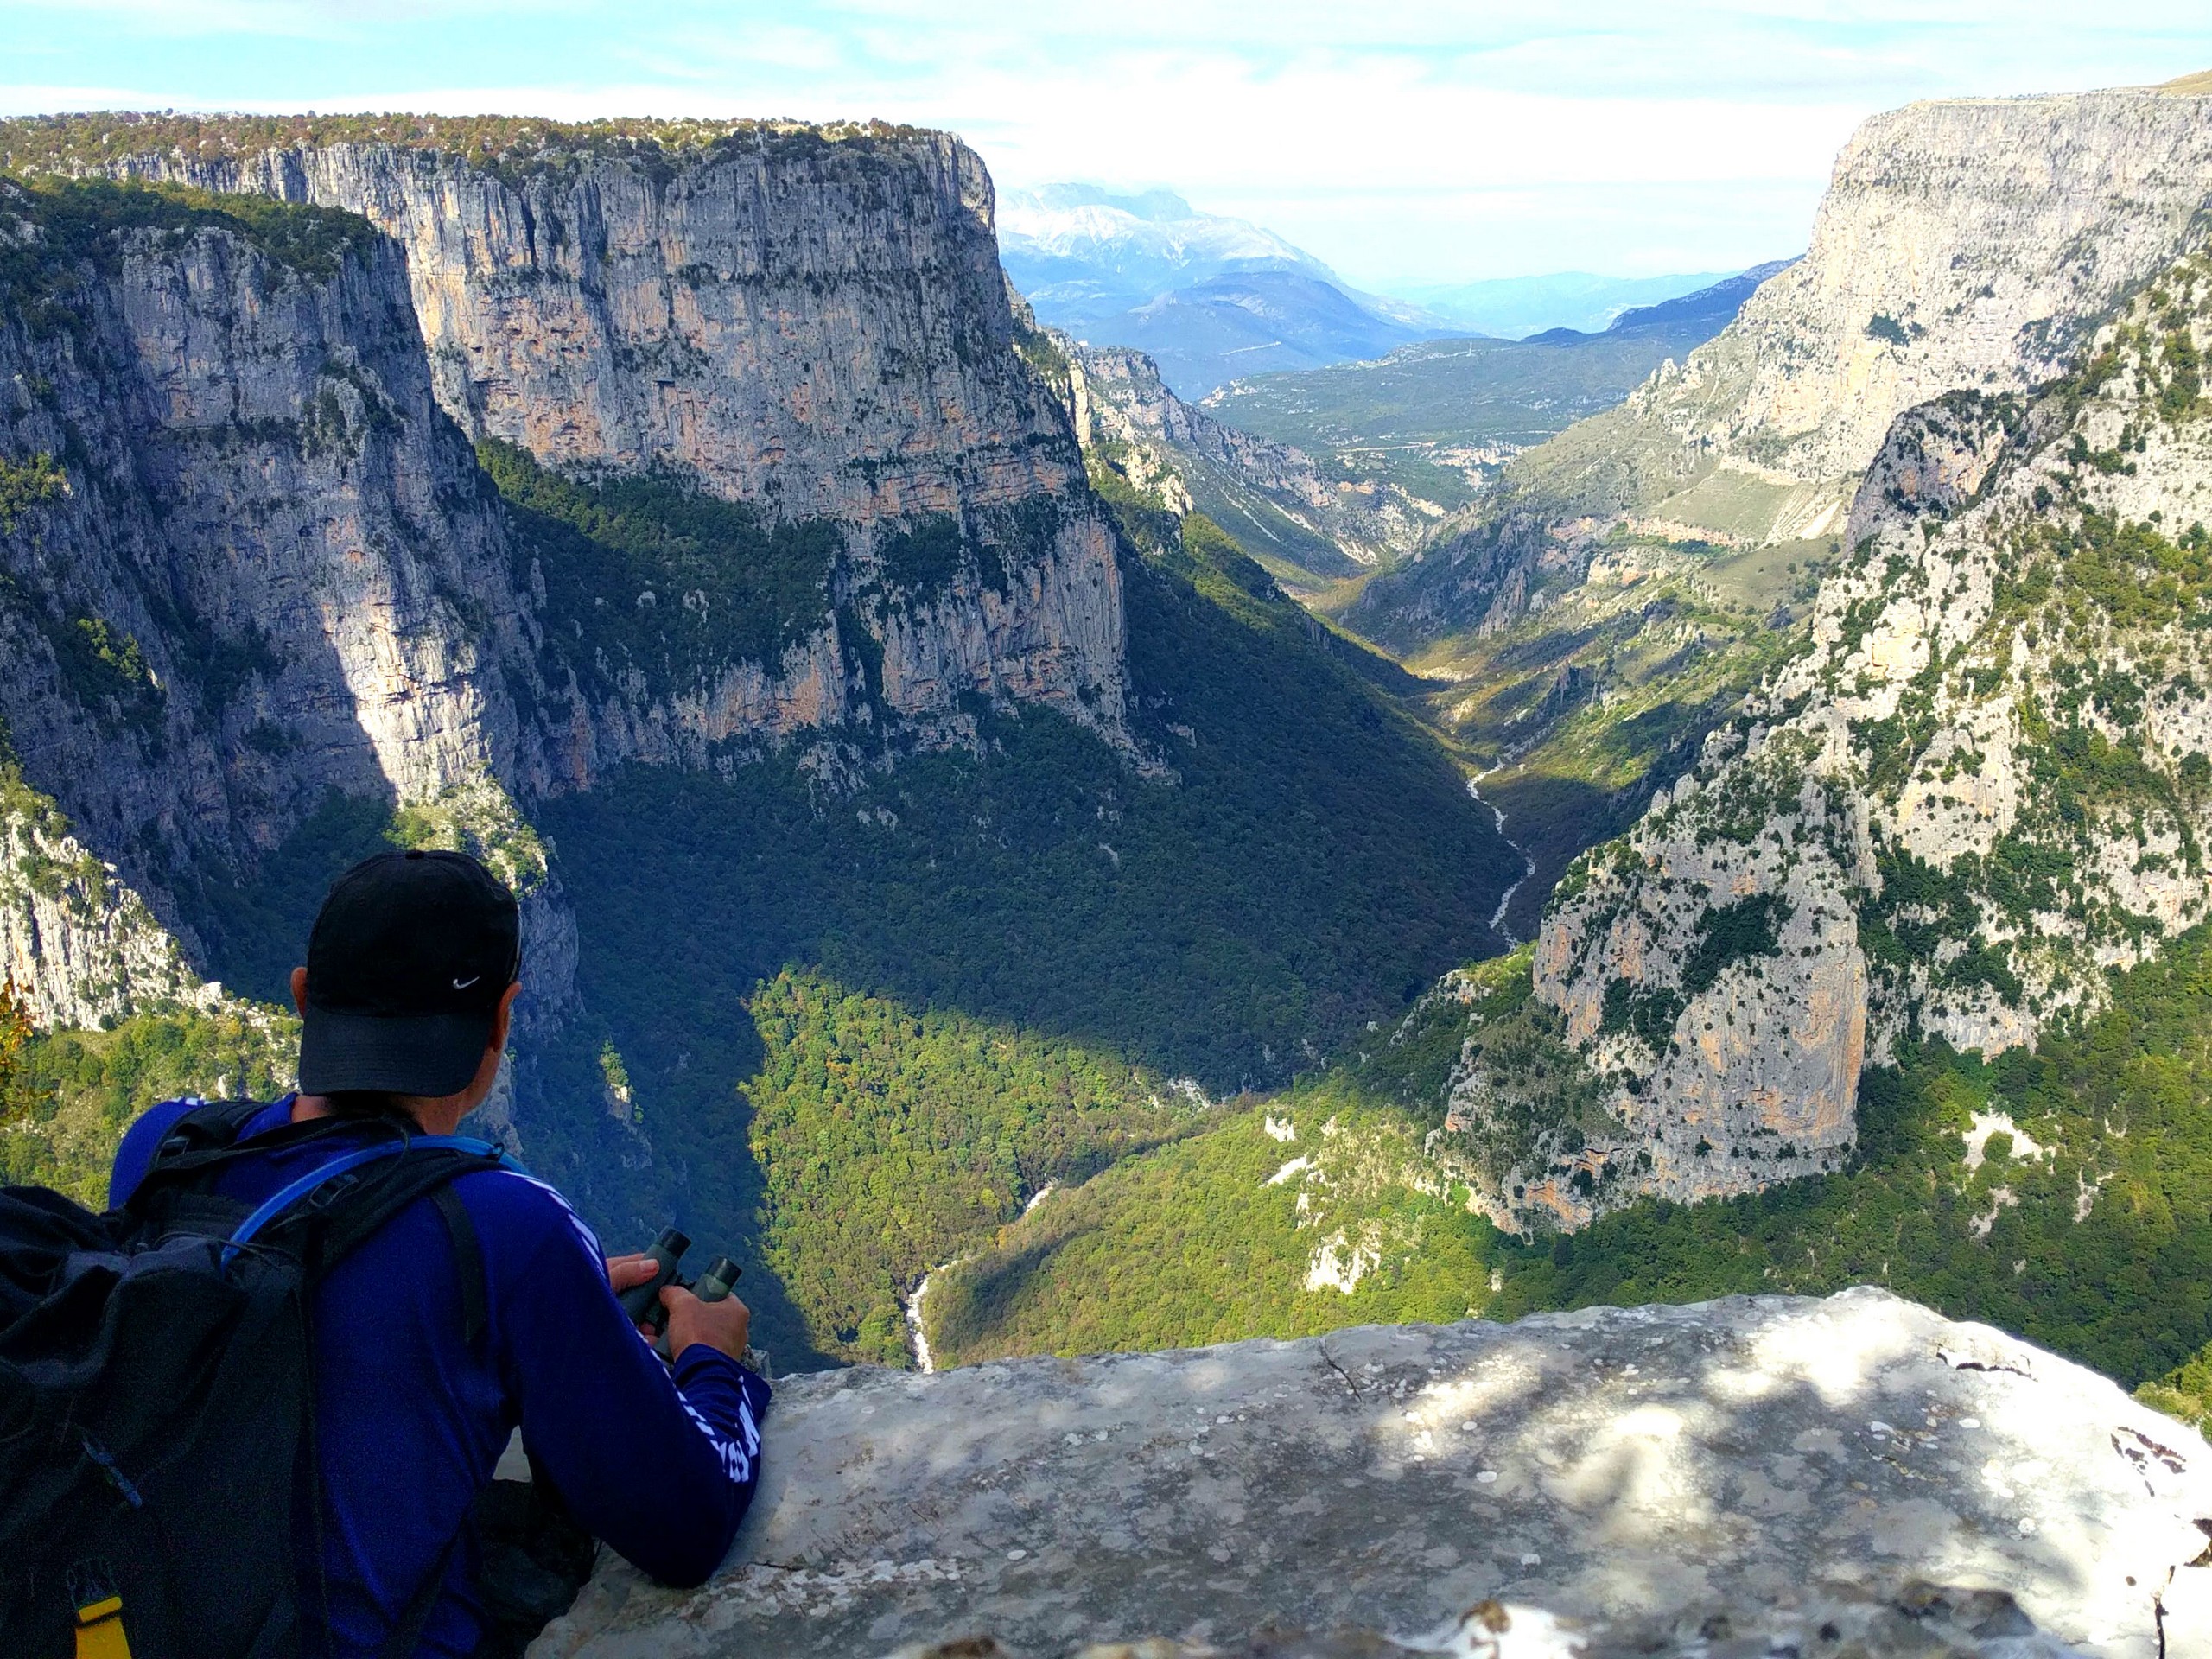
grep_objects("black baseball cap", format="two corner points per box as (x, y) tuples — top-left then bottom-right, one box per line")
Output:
(296, 849), (522, 1099)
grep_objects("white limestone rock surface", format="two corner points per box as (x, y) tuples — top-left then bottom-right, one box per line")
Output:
(884, 1580), (2085, 1656)
(530, 1288), (2210, 1659)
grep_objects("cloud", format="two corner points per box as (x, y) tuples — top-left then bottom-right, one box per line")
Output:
(2, 0), (2208, 287)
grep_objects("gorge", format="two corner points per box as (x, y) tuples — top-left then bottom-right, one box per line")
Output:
(6, 69), (2212, 1658)
(0, 112), (1519, 1366)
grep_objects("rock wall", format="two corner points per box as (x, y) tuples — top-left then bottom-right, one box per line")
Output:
(531, 1287), (2212, 1659)
(116, 130), (1070, 521)
(82, 120), (1131, 758)
(1685, 90), (2212, 498)
(0, 118), (1144, 1044)
(0, 178), (566, 1032)
(1356, 81), (2212, 645)
(0, 776), (219, 1029)
(1484, 237), (2212, 1224)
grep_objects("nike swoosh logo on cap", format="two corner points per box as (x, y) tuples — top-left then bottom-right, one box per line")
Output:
(452, 976), (480, 989)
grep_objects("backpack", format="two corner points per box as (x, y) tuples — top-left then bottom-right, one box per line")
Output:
(0, 1100), (512, 1659)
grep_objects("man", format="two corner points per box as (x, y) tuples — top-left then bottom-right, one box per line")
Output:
(107, 848), (769, 1657)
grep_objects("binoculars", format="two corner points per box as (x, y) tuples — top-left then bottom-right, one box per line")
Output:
(617, 1226), (741, 1361)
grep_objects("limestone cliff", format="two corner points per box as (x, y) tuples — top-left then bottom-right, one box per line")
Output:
(36, 115), (1132, 763)
(0, 178), (573, 1051)
(531, 1288), (2210, 1659)
(1357, 80), (2212, 645)
(1467, 237), (2212, 1226)
(0, 117), (1146, 1072)
(0, 764), (220, 1030)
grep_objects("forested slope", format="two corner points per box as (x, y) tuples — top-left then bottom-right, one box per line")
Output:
(525, 459), (1520, 1363)
(925, 928), (2212, 1404)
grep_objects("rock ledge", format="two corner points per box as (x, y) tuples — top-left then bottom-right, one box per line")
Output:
(531, 1289), (2212, 1659)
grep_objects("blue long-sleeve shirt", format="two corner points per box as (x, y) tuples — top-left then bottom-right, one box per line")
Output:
(110, 1096), (770, 1657)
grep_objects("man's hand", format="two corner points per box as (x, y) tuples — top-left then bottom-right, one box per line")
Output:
(660, 1283), (751, 1363)
(606, 1253), (658, 1329)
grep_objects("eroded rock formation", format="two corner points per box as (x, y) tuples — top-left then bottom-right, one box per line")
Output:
(86, 119), (1132, 761)
(1465, 237), (2212, 1224)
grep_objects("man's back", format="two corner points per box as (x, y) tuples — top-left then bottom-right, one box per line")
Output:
(110, 1097), (769, 1658)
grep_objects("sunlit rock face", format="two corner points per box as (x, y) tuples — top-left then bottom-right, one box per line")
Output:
(1483, 236), (2212, 1229)
(531, 1287), (2207, 1659)
(1671, 89), (2212, 507)
(100, 125), (1132, 758)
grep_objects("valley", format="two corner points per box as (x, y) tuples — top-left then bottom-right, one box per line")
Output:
(0, 116), (1519, 1370)
(1203, 263), (1791, 512)
(5, 69), (2212, 1452)
(909, 71), (2212, 1422)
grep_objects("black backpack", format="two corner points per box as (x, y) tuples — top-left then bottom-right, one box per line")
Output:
(0, 1100), (511, 1659)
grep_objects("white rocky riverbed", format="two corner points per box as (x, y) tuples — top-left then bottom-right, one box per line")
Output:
(1467, 773), (1536, 942)
(905, 1184), (1060, 1376)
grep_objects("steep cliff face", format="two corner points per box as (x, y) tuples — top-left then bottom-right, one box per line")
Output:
(1357, 83), (2212, 646)
(0, 116), (1147, 1052)
(1465, 237), (2212, 1226)
(0, 179), (566, 1033)
(1053, 335), (1440, 586)
(1657, 91), (2212, 504)
(0, 763), (219, 1030)
(120, 129), (1072, 519)
(48, 118), (1130, 761)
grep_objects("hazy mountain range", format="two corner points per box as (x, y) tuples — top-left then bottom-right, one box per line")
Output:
(997, 182), (1769, 395)
(1397, 270), (1741, 338)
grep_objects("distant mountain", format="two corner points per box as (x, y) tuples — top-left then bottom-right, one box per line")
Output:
(997, 184), (1337, 322)
(1000, 184), (1447, 397)
(1203, 258), (1789, 508)
(1073, 270), (1433, 398)
(1525, 260), (1798, 343)
(1394, 270), (1738, 339)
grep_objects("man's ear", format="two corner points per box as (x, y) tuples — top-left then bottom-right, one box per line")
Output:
(289, 966), (308, 1018)
(490, 978), (522, 1052)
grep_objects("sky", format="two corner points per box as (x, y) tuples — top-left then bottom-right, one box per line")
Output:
(1, 3), (2209, 292)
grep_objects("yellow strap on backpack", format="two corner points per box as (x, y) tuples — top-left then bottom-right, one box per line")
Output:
(74, 1593), (133, 1659)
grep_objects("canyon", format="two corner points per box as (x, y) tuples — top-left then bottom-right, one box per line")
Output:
(0, 116), (1141, 1160)
(896, 73), (2212, 1408)
(8, 74), (2212, 1659)
(0, 112), (1519, 1345)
